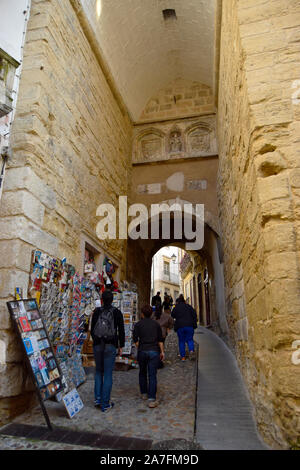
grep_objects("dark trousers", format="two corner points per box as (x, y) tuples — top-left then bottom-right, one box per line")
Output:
(93, 343), (116, 407)
(138, 350), (160, 400)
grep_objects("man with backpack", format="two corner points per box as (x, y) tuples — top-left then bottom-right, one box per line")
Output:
(91, 289), (125, 412)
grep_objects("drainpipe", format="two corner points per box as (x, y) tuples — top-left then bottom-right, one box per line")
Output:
(0, 0), (31, 203)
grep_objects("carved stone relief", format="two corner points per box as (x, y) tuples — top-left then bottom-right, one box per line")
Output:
(188, 126), (211, 154)
(133, 117), (216, 163)
(138, 131), (164, 161)
(168, 129), (183, 154)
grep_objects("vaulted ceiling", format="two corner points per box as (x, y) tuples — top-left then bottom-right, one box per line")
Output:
(80, 0), (219, 123)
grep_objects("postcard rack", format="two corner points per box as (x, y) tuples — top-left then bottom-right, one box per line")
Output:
(7, 298), (67, 430)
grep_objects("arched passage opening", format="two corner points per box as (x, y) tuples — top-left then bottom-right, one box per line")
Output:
(126, 208), (228, 339)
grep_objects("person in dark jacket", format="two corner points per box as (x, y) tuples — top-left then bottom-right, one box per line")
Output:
(151, 291), (162, 309)
(162, 292), (173, 314)
(133, 304), (165, 408)
(91, 290), (125, 412)
(171, 295), (197, 361)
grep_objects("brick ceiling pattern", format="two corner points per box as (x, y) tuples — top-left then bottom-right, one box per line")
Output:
(80, 0), (217, 122)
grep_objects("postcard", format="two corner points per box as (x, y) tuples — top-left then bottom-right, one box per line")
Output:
(30, 310), (40, 320)
(40, 386), (49, 401)
(51, 368), (60, 379)
(53, 379), (61, 391)
(35, 371), (44, 388)
(48, 359), (57, 370)
(9, 302), (19, 310)
(47, 383), (56, 395)
(39, 329), (47, 339)
(36, 319), (43, 328)
(26, 299), (38, 310)
(41, 350), (52, 360)
(18, 301), (27, 315)
(37, 356), (46, 370)
(63, 389), (84, 419)
(30, 321), (37, 330)
(23, 338), (34, 355)
(40, 368), (50, 385)
(30, 357), (39, 374)
(30, 336), (40, 353)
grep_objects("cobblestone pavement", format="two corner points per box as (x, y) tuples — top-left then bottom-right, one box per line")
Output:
(0, 331), (197, 449)
(0, 435), (97, 450)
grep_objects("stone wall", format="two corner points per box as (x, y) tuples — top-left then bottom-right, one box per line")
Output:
(139, 79), (215, 123)
(0, 0), (132, 424)
(217, 0), (300, 448)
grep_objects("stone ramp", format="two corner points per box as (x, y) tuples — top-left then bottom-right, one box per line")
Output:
(194, 327), (269, 450)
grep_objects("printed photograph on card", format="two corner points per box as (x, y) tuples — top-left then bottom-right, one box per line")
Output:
(30, 357), (39, 374)
(48, 358), (57, 370)
(47, 383), (56, 395)
(39, 329), (47, 339)
(63, 389), (84, 419)
(26, 299), (38, 310)
(30, 310), (40, 320)
(37, 356), (46, 370)
(40, 368), (50, 385)
(35, 371), (44, 388)
(23, 338), (34, 355)
(40, 387), (49, 401)
(19, 301), (27, 315)
(19, 316), (31, 332)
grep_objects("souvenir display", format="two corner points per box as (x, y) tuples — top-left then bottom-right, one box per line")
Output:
(7, 298), (66, 430)
(120, 290), (138, 355)
(62, 388), (84, 419)
(29, 250), (103, 391)
(7, 299), (65, 399)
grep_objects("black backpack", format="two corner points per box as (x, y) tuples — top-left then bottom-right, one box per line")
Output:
(93, 306), (116, 342)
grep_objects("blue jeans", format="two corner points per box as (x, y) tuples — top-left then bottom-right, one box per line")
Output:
(93, 343), (116, 407)
(137, 350), (160, 400)
(177, 327), (195, 358)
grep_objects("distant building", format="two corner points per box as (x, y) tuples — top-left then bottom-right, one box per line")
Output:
(151, 247), (180, 304)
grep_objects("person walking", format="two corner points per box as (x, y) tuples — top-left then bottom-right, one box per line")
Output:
(152, 306), (174, 344)
(133, 304), (165, 408)
(90, 289), (125, 412)
(152, 305), (174, 368)
(151, 291), (162, 310)
(171, 294), (197, 361)
(162, 292), (172, 314)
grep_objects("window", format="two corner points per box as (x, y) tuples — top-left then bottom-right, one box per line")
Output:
(162, 9), (177, 21)
(164, 261), (170, 276)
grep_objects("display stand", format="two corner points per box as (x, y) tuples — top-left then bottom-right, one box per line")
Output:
(7, 299), (67, 431)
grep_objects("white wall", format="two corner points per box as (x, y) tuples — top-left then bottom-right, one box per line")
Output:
(0, 0), (29, 62)
(0, 0), (30, 153)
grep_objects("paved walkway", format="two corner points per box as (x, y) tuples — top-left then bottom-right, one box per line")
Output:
(0, 331), (198, 450)
(0, 328), (269, 450)
(194, 327), (268, 450)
